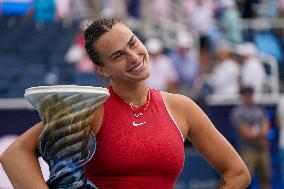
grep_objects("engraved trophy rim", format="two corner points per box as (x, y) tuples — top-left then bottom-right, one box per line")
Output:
(24, 85), (109, 97)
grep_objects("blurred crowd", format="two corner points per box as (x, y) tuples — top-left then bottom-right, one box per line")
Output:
(1, 0), (284, 98)
(21, 0), (283, 100)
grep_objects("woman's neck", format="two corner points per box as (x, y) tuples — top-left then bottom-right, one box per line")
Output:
(111, 82), (149, 107)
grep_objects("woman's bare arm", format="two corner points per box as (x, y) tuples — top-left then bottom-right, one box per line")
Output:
(166, 93), (251, 188)
(0, 122), (49, 189)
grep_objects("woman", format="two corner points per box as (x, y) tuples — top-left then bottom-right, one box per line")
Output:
(0, 17), (250, 189)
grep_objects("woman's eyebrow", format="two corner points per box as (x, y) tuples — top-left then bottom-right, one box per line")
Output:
(127, 35), (135, 46)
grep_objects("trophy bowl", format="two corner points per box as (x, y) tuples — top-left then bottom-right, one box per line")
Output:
(24, 85), (109, 189)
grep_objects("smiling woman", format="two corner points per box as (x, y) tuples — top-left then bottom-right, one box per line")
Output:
(85, 21), (150, 88)
(0, 17), (251, 189)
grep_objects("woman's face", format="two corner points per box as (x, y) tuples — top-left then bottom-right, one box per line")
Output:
(94, 23), (150, 87)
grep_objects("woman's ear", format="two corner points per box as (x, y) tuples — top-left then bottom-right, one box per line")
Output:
(94, 65), (109, 77)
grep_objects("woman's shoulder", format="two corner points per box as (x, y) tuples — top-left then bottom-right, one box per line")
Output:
(160, 91), (200, 117)
(160, 91), (193, 107)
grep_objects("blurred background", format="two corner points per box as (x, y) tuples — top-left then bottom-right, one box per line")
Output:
(0, 0), (284, 188)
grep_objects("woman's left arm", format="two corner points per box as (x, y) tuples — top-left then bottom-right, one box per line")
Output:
(169, 94), (251, 188)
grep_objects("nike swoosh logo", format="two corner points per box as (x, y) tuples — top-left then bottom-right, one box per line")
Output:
(132, 121), (146, 127)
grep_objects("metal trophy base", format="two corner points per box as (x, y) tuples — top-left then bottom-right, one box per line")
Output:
(24, 85), (109, 189)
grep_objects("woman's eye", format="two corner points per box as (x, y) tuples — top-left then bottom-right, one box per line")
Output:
(129, 40), (137, 48)
(113, 52), (124, 60)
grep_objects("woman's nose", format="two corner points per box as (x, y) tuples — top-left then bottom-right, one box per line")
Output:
(126, 49), (139, 64)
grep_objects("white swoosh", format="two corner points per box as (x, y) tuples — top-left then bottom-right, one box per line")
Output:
(132, 121), (146, 127)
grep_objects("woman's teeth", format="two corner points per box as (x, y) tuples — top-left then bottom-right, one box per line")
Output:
(131, 61), (144, 71)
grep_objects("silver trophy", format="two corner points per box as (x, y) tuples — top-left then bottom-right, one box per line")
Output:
(24, 85), (109, 189)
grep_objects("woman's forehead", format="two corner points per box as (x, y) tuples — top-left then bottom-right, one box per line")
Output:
(95, 24), (133, 55)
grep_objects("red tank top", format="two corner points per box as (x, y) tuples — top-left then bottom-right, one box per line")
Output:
(86, 87), (184, 189)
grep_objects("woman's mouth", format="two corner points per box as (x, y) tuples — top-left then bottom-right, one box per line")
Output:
(128, 59), (145, 72)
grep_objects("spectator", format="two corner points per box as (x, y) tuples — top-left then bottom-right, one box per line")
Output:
(219, 0), (243, 43)
(127, 0), (141, 19)
(187, 0), (215, 73)
(258, 0), (278, 18)
(145, 37), (178, 92)
(150, 0), (172, 21)
(207, 42), (240, 95)
(239, 0), (258, 18)
(31, 0), (56, 25)
(231, 86), (271, 189)
(100, 0), (127, 19)
(278, 0), (284, 17)
(169, 31), (200, 96)
(236, 42), (266, 94)
(69, 0), (92, 22)
(65, 21), (95, 72)
(55, 0), (71, 20)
